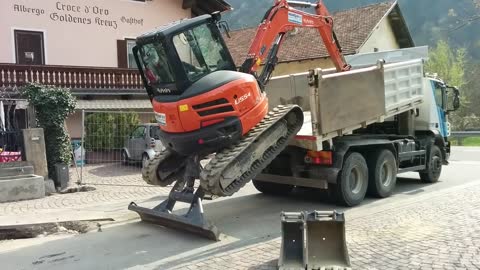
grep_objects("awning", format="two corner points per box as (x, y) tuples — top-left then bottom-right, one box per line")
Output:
(75, 99), (152, 110)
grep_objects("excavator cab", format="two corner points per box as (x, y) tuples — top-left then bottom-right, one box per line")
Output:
(133, 13), (237, 100)
(132, 13), (268, 157)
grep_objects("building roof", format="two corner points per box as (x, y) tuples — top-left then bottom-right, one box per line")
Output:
(225, 1), (414, 65)
(183, 0), (232, 16)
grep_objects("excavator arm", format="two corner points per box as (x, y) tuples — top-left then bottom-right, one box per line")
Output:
(240, 0), (351, 87)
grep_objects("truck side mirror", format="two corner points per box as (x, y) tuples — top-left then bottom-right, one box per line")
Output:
(447, 86), (460, 113)
(453, 95), (460, 111)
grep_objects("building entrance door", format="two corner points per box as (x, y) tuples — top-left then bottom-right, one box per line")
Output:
(14, 30), (45, 65)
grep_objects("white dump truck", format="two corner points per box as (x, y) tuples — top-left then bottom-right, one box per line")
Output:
(254, 47), (461, 206)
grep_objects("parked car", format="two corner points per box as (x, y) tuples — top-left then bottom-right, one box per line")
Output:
(121, 123), (164, 167)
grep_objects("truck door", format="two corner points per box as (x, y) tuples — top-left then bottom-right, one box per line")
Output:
(432, 81), (448, 138)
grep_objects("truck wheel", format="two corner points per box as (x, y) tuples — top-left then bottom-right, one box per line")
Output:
(252, 180), (294, 196)
(419, 145), (442, 183)
(367, 149), (397, 198)
(334, 152), (368, 206)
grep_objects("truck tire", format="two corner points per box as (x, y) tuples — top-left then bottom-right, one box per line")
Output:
(367, 149), (397, 198)
(419, 145), (442, 183)
(252, 155), (294, 196)
(334, 152), (368, 207)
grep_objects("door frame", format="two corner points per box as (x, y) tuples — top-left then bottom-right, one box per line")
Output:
(11, 27), (48, 64)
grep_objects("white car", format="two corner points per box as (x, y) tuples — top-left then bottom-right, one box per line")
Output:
(121, 123), (164, 167)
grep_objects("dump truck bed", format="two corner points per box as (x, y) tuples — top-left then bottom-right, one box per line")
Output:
(265, 58), (425, 151)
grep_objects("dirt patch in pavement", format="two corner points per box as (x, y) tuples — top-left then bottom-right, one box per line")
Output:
(0, 218), (113, 240)
(59, 185), (97, 194)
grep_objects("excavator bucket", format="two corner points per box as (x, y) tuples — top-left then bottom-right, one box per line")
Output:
(130, 155), (220, 241)
(128, 186), (220, 241)
(128, 201), (219, 241)
(278, 211), (351, 270)
(278, 212), (305, 270)
(305, 211), (351, 270)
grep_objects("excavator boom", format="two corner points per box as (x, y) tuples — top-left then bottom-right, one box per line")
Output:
(240, 0), (350, 87)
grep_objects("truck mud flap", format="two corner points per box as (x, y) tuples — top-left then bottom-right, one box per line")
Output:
(128, 195), (219, 241)
(305, 211), (350, 270)
(278, 211), (351, 270)
(279, 212), (305, 270)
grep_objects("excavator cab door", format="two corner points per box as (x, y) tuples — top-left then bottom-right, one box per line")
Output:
(133, 14), (237, 100)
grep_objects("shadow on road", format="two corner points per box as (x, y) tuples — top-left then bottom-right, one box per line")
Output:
(85, 163), (142, 178)
(1, 176), (435, 270)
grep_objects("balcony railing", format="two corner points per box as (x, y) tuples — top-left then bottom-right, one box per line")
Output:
(0, 63), (144, 91)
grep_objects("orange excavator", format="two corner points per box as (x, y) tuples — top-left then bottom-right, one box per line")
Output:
(128, 0), (350, 240)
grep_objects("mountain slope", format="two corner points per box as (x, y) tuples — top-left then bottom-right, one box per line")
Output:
(222, 0), (480, 60)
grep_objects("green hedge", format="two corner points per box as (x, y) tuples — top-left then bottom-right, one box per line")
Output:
(85, 112), (140, 150)
(22, 83), (76, 179)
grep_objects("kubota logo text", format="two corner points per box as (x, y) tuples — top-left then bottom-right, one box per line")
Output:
(235, 92), (251, 105)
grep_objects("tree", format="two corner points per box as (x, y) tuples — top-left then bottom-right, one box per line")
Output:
(426, 40), (479, 130)
(426, 40), (466, 87)
(464, 63), (480, 117)
(447, 0), (480, 31)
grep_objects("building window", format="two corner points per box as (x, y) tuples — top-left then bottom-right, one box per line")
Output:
(126, 39), (137, 69)
(117, 39), (139, 69)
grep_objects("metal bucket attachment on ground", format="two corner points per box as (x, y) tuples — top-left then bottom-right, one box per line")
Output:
(279, 212), (305, 270)
(305, 211), (350, 270)
(128, 196), (219, 241)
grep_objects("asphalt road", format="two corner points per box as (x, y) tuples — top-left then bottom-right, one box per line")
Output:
(1, 146), (480, 270)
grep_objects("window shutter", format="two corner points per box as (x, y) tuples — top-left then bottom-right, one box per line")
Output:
(117, 39), (127, 68)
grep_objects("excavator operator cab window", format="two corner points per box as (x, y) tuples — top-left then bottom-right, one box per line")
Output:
(134, 18), (236, 98)
(136, 42), (177, 95)
(172, 23), (235, 82)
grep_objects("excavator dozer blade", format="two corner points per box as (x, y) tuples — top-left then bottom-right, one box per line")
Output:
(305, 211), (351, 270)
(278, 212), (306, 270)
(128, 199), (220, 241)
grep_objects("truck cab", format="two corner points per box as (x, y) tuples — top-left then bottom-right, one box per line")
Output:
(416, 76), (461, 160)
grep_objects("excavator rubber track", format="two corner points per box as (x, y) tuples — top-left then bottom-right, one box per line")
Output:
(200, 104), (304, 197)
(142, 149), (187, 187)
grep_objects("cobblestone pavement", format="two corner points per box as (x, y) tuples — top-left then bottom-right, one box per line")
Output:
(170, 182), (480, 270)
(0, 163), (170, 216)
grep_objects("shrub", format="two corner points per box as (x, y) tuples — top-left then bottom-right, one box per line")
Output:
(22, 83), (76, 179)
(85, 112), (140, 150)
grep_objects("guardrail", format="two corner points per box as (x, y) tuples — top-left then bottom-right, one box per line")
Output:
(451, 131), (480, 145)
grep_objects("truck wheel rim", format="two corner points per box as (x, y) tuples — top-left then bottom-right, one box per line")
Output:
(142, 155), (149, 168)
(380, 161), (393, 187)
(349, 166), (363, 194)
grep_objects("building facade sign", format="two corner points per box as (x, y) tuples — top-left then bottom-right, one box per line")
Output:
(1, 0), (190, 67)
(13, 2), (145, 30)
